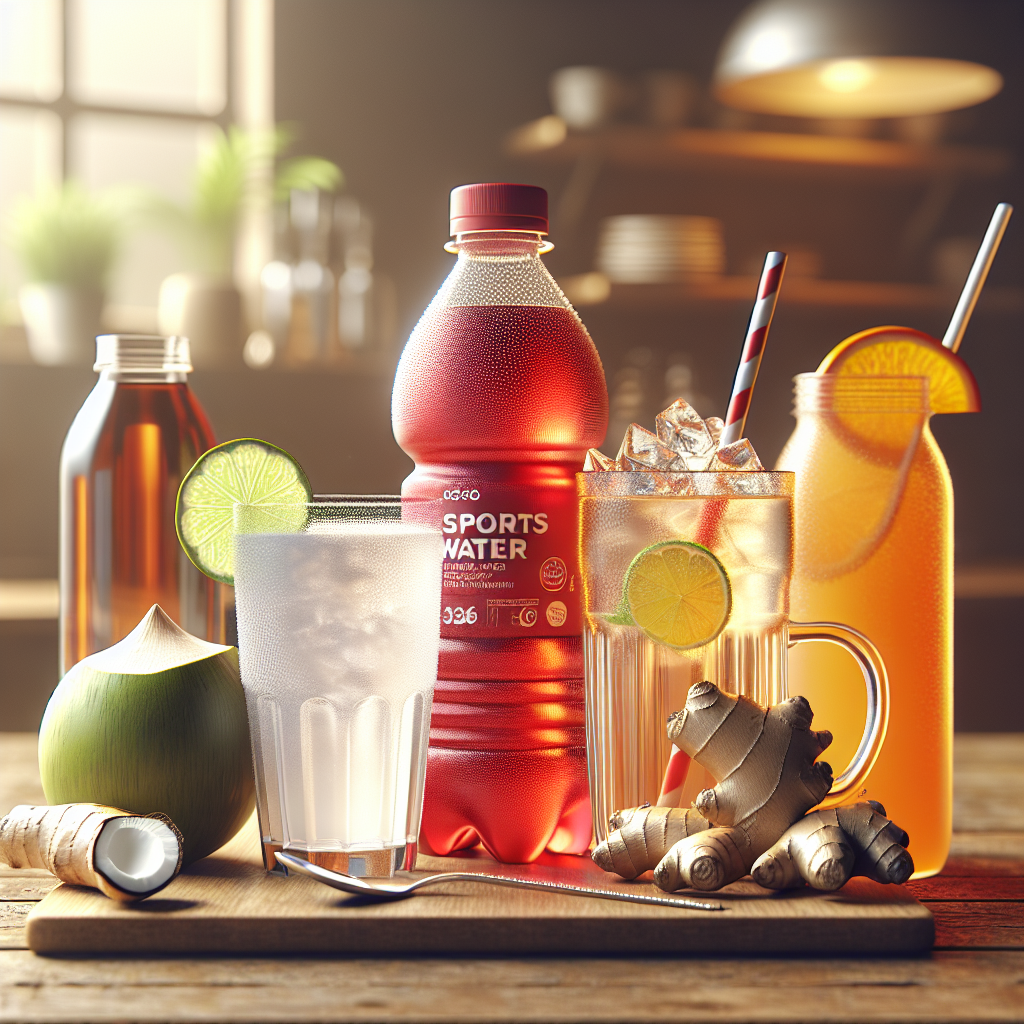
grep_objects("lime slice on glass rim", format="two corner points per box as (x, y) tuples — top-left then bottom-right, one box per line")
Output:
(621, 540), (732, 650)
(176, 439), (312, 585)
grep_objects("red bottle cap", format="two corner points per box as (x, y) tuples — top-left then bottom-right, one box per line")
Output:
(449, 183), (548, 236)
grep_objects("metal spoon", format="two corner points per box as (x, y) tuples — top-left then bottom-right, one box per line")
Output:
(276, 852), (723, 911)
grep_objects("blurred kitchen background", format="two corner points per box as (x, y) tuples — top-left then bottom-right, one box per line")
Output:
(1, 0), (1021, 731)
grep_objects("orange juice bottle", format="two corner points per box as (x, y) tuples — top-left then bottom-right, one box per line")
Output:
(776, 328), (979, 878)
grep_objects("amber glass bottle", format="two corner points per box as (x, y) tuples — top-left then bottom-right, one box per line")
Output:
(59, 335), (225, 673)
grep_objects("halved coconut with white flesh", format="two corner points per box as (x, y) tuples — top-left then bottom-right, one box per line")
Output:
(0, 803), (184, 902)
(91, 812), (184, 899)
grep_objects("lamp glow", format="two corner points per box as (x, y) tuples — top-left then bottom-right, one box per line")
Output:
(714, 0), (1003, 119)
(746, 28), (794, 71)
(819, 60), (876, 94)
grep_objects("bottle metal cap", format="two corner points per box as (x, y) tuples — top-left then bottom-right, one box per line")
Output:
(449, 183), (548, 236)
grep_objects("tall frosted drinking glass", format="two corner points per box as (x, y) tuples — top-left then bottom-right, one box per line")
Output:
(578, 471), (888, 844)
(233, 499), (443, 876)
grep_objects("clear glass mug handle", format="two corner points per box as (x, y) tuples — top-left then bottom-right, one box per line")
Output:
(788, 622), (890, 807)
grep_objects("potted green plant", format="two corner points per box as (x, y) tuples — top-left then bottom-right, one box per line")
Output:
(10, 183), (120, 365)
(155, 127), (341, 367)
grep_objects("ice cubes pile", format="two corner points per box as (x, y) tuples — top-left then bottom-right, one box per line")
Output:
(584, 399), (764, 475)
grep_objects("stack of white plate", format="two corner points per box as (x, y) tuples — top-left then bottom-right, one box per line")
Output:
(596, 215), (726, 283)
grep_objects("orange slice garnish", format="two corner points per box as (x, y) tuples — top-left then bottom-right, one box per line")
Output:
(785, 326), (979, 580)
(818, 325), (980, 415)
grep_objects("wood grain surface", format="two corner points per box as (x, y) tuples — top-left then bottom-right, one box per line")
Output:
(1, 732), (1021, 1023)
(24, 815), (935, 955)
(952, 735), (1024, 831)
(2, 949), (1024, 1023)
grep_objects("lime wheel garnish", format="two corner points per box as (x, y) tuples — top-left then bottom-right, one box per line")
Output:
(176, 439), (312, 585)
(624, 541), (732, 650)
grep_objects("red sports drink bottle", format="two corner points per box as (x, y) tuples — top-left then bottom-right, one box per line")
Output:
(392, 183), (608, 862)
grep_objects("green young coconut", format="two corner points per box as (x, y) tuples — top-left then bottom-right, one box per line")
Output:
(39, 605), (255, 865)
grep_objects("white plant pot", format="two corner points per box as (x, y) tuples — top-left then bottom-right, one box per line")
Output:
(158, 273), (243, 369)
(19, 283), (104, 366)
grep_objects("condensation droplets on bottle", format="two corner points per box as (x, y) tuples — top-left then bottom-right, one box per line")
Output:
(392, 184), (609, 863)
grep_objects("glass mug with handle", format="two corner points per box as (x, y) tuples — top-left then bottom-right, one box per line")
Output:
(578, 469), (888, 843)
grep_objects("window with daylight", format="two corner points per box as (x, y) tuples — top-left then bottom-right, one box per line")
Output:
(0, 0), (231, 323)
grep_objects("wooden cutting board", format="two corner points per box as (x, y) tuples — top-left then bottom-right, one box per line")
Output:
(26, 814), (934, 955)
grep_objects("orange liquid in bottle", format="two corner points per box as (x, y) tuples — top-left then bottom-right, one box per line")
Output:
(777, 375), (952, 878)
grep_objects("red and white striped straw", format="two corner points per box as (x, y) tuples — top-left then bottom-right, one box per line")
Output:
(655, 745), (691, 808)
(721, 251), (788, 447)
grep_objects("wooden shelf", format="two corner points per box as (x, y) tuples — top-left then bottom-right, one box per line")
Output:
(953, 564), (1024, 600)
(0, 580), (58, 620)
(506, 118), (1012, 179)
(559, 272), (1024, 312)
(0, 323), (395, 375)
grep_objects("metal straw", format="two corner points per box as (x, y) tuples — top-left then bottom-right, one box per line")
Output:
(942, 203), (1013, 353)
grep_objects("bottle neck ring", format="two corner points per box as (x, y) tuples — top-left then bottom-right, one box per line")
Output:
(94, 335), (192, 382)
(793, 373), (929, 414)
(445, 231), (553, 255)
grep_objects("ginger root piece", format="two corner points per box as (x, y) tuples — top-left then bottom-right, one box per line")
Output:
(0, 803), (183, 902)
(752, 801), (913, 890)
(649, 681), (834, 891)
(593, 804), (710, 879)
(653, 826), (751, 892)
(669, 681), (834, 838)
(592, 683), (914, 894)
(593, 681), (836, 892)
(592, 682), (914, 894)
(840, 801), (913, 884)
(749, 807), (854, 890)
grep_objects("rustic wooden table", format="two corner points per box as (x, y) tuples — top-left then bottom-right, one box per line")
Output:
(1, 732), (1021, 1023)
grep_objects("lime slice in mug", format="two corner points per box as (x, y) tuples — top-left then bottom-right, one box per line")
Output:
(176, 438), (312, 585)
(624, 540), (731, 650)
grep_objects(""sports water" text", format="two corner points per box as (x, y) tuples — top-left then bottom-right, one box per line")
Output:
(441, 511), (548, 561)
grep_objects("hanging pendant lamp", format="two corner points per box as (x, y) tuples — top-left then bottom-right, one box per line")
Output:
(714, 0), (1002, 119)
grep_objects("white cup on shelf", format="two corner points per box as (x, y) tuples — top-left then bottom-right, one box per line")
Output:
(549, 66), (632, 131)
